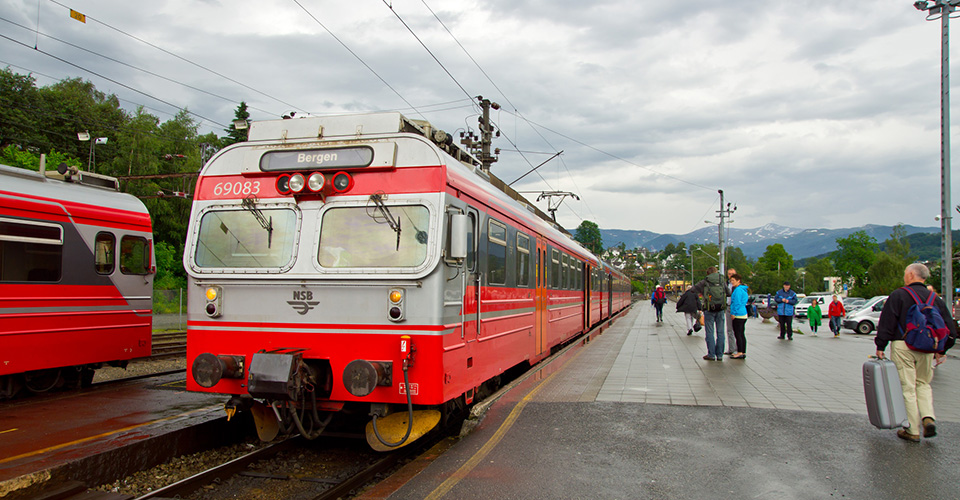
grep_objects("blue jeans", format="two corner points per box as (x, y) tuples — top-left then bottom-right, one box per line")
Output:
(703, 310), (726, 359)
(830, 316), (842, 334)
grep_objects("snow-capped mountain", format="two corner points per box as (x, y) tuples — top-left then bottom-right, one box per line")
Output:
(598, 224), (938, 259)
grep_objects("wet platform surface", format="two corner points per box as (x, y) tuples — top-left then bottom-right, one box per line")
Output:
(0, 373), (226, 495)
(380, 304), (960, 499)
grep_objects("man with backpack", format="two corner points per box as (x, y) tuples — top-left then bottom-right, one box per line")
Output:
(651, 285), (667, 323)
(875, 263), (957, 442)
(693, 266), (726, 360)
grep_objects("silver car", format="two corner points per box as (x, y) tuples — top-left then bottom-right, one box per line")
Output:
(842, 295), (888, 334)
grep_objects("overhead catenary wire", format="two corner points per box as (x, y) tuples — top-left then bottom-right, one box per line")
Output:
(0, 16), (281, 117)
(45, 0), (308, 115)
(290, 0), (425, 120)
(0, 35), (227, 129)
(380, 0), (476, 107)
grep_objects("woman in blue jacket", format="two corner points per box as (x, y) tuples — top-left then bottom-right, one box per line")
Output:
(729, 273), (749, 359)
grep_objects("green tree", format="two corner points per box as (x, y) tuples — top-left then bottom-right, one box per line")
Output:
(834, 231), (879, 288)
(574, 220), (603, 255)
(0, 69), (44, 152)
(857, 252), (906, 297)
(754, 243), (796, 293)
(802, 257), (836, 294)
(223, 101), (250, 145)
(885, 224), (913, 263)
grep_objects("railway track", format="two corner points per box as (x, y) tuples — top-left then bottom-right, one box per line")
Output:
(149, 330), (186, 359)
(130, 436), (433, 500)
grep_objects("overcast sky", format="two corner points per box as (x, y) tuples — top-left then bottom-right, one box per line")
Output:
(1, 0), (955, 234)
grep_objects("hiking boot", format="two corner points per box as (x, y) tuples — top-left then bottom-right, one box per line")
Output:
(923, 417), (937, 438)
(897, 429), (920, 443)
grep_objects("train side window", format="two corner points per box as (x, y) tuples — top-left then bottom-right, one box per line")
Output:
(466, 212), (476, 271)
(0, 218), (63, 282)
(487, 219), (507, 285)
(551, 249), (560, 289)
(561, 254), (569, 290)
(95, 232), (116, 274)
(120, 236), (150, 275)
(516, 233), (530, 287)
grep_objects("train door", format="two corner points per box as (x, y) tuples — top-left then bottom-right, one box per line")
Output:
(535, 237), (547, 355)
(583, 262), (590, 331)
(607, 273), (613, 318)
(464, 208), (479, 342)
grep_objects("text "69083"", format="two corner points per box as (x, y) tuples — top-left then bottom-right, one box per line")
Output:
(212, 181), (261, 197)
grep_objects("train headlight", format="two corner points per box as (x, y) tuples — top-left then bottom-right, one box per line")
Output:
(276, 174), (292, 195)
(205, 285), (223, 317)
(331, 172), (354, 193)
(288, 173), (305, 193)
(388, 288), (404, 322)
(307, 172), (325, 192)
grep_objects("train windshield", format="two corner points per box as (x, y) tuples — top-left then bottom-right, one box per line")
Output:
(195, 209), (297, 268)
(318, 205), (429, 268)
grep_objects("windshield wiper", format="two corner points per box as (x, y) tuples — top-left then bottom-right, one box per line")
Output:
(241, 196), (273, 248)
(369, 193), (402, 250)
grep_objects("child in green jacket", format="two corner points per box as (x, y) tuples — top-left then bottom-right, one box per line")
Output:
(808, 299), (823, 336)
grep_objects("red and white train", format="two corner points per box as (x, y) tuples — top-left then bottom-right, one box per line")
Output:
(183, 113), (630, 449)
(0, 163), (153, 399)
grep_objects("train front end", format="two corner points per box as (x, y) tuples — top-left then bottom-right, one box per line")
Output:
(183, 114), (465, 449)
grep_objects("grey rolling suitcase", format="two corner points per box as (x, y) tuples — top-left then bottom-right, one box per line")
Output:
(863, 358), (908, 429)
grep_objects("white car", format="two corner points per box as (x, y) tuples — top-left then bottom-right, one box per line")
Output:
(795, 295), (829, 318)
(842, 295), (888, 334)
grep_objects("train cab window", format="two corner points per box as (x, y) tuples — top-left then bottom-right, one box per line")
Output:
(196, 208), (298, 269)
(516, 233), (531, 287)
(0, 218), (63, 282)
(120, 236), (150, 275)
(318, 205), (429, 268)
(551, 249), (560, 289)
(95, 232), (116, 274)
(487, 219), (507, 285)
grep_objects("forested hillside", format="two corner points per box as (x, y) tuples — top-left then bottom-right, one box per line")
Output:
(0, 68), (245, 289)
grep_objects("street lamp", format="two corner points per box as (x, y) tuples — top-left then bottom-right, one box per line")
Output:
(914, 0), (958, 309)
(76, 131), (107, 172)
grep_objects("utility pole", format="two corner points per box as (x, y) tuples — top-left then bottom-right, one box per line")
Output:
(712, 189), (736, 279)
(477, 96), (500, 172)
(914, 0), (957, 309)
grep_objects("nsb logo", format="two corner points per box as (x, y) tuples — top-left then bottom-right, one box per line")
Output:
(287, 290), (319, 315)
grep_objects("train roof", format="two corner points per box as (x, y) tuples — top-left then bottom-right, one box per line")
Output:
(225, 113), (600, 264)
(0, 163), (151, 227)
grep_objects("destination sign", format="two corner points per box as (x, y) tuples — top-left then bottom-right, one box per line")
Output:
(260, 147), (374, 171)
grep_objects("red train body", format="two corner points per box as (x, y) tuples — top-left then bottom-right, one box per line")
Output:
(0, 164), (153, 398)
(183, 113), (629, 447)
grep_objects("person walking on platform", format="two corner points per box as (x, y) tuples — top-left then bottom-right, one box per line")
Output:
(651, 285), (666, 323)
(808, 298), (823, 336)
(774, 282), (798, 340)
(693, 266), (726, 360)
(828, 295), (845, 337)
(875, 263), (957, 442)
(676, 287), (702, 335)
(724, 267), (738, 355)
(729, 273), (749, 359)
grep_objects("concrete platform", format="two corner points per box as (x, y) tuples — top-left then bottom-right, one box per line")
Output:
(0, 373), (238, 498)
(379, 304), (960, 499)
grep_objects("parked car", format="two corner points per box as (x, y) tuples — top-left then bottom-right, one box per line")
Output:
(843, 296), (866, 311)
(795, 294), (830, 318)
(842, 295), (888, 334)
